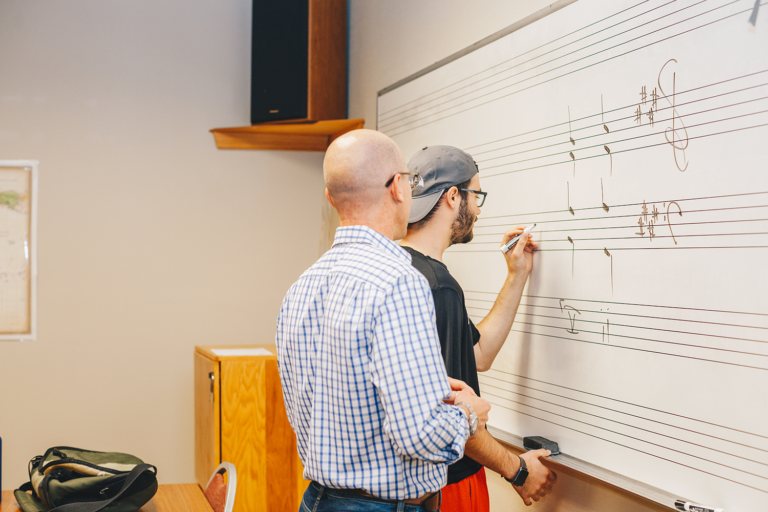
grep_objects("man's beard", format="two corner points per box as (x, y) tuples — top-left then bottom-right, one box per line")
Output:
(450, 198), (475, 245)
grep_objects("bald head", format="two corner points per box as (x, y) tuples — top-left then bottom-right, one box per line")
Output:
(324, 129), (406, 214)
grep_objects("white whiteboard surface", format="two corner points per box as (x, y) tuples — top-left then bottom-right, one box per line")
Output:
(378, 1), (768, 510)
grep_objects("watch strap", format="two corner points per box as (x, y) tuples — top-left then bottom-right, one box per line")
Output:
(503, 455), (529, 487)
(455, 401), (477, 435)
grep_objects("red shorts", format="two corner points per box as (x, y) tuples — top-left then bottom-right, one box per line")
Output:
(440, 468), (490, 512)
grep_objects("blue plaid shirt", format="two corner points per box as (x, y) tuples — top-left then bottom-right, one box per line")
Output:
(276, 225), (469, 500)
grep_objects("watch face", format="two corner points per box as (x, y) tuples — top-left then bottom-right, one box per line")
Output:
(513, 466), (529, 486)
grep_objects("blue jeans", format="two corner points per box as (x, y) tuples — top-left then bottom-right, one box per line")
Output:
(300, 482), (438, 512)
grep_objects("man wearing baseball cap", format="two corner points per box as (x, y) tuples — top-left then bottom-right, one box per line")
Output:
(400, 146), (557, 510)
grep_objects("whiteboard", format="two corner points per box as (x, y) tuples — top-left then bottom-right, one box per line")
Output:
(377, 1), (768, 510)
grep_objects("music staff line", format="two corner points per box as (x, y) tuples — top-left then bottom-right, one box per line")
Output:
(378, 0), (653, 119)
(485, 368), (768, 439)
(487, 403), (768, 492)
(470, 218), (768, 237)
(474, 93), (768, 164)
(454, 245), (768, 252)
(383, 1), (764, 136)
(480, 387), (768, 490)
(379, 0), (721, 129)
(474, 203), (768, 229)
(467, 306), (768, 356)
(467, 306), (768, 354)
(380, 0), (672, 121)
(465, 303), (768, 345)
(470, 76), (768, 156)
(476, 190), (768, 221)
(472, 232), (768, 244)
(480, 122), (768, 178)
(466, 290), (768, 317)
(479, 109), (768, 173)
(479, 371), (768, 454)
(478, 377), (768, 467)
(466, 318), (768, 371)
(465, 298), (768, 332)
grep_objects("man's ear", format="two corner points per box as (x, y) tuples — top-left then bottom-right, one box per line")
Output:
(325, 188), (336, 208)
(445, 186), (460, 210)
(389, 174), (406, 204)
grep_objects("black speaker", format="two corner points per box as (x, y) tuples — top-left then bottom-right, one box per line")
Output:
(250, 0), (346, 125)
(251, 0), (309, 124)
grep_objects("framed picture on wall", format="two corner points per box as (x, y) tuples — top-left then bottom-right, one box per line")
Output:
(0, 160), (38, 341)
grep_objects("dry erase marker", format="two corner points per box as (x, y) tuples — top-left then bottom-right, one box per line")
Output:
(675, 500), (725, 512)
(500, 224), (536, 254)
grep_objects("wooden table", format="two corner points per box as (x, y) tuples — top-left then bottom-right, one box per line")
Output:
(1, 484), (213, 512)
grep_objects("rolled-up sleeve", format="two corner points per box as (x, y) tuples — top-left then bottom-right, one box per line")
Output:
(370, 272), (470, 463)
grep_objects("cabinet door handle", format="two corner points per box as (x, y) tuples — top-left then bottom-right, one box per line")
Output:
(209, 372), (215, 403)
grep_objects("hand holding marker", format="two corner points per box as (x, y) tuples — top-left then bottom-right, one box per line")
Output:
(500, 224), (537, 254)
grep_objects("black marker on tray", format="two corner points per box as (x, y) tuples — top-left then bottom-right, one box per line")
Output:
(675, 500), (725, 512)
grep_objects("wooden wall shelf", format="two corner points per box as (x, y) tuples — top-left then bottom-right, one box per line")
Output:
(210, 119), (365, 152)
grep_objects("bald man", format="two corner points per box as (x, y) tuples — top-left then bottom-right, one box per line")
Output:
(276, 129), (491, 512)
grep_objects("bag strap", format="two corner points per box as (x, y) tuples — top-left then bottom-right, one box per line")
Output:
(47, 464), (157, 512)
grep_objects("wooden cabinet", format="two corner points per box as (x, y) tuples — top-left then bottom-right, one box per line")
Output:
(194, 345), (308, 512)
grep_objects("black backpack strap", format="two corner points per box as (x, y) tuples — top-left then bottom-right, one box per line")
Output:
(47, 464), (157, 512)
(18, 481), (34, 493)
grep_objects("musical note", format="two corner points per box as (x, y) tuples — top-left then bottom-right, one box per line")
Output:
(604, 249), (613, 296)
(567, 236), (575, 277)
(658, 59), (690, 172)
(603, 319), (610, 343)
(602, 94), (609, 133)
(601, 179), (609, 212)
(568, 182), (574, 215)
(604, 145), (612, 176)
(570, 152), (576, 177)
(569, 107), (576, 176)
(667, 201), (683, 245)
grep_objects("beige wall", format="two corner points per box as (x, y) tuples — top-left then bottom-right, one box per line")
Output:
(348, 1), (657, 510)
(0, 0), (326, 488)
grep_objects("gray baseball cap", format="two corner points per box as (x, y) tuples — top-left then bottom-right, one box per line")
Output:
(407, 145), (479, 224)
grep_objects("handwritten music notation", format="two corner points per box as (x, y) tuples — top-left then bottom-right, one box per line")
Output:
(569, 106), (576, 177)
(470, 63), (768, 181)
(453, 190), (768, 291)
(635, 59), (690, 172)
(464, 292), (768, 371)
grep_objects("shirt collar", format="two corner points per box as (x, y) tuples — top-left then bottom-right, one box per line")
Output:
(332, 225), (412, 263)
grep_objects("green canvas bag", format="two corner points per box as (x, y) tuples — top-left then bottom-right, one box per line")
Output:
(14, 446), (158, 512)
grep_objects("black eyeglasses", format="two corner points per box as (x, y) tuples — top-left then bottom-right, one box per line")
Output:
(385, 172), (424, 190)
(459, 188), (487, 207)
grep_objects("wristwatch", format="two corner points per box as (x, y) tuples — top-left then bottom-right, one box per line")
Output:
(503, 455), (529, 487)
(456, 401), (478, 436)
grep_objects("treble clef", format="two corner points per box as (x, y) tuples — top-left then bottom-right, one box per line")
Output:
(658, 59), (689, 172)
